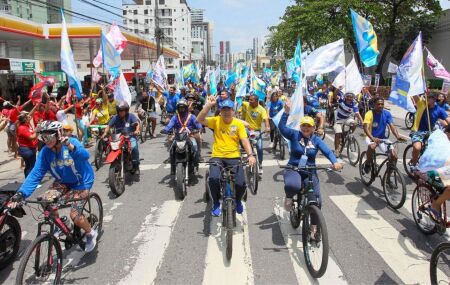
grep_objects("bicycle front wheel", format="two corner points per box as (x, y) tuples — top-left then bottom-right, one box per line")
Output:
(430, 242), (450, 285)
(346, 136), (361, 166)
(302, 205), (329, 278)
(411, 184), (437, 235)
(358, 151), (373, 186)
(16, 234), (63, 285)
(405, 112), (415, 129)
(402, 144), (416, 178)
(382, 167), (406, 209)
(140, 119), (148, 143)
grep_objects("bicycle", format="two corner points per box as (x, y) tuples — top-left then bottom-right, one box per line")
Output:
(325, 103), (337, 128)
(245, 130), (260, 195)
(138, 110), (153, 143)
(204, 160), (248, 260)
(402, 132), (429, 179)
(280, 165), (330, 278)
(337, 120), (361, 166)
(16, 190), (103, 284)
(430, 241), (450, 285)
(411, 174), (449, 236)
(359, 140), (407, 209)
(405, 111), (415, 130)
(89, 125), (109, 170)
(273, 127), (287, 160)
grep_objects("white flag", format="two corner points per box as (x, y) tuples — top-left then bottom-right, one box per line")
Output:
(332, 57), (364, 95)
(114, 72), (131, 106)
(151, 55), (167, 90)
(304, 39), (345, 77)
(388, 62), (398, 74)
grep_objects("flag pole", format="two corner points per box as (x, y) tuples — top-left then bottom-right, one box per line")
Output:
(422, 42), (432, 132)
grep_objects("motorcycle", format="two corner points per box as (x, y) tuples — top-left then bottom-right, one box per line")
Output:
(0, 183), (26, 270)
(105, 132), (135, 197)
(168, 129), (199, 200)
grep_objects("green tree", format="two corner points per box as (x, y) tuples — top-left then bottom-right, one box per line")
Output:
(267, 0), (441, 81)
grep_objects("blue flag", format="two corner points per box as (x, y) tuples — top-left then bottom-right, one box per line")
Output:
(350, 9), (379, 67)
(60, 11), (82, 99)
(101, 32), (121, 80)
(389, 77), (411, 110)
(236, 65), (249, 98)
(225, 71), (237, 88)
(209, 69), (217, 96)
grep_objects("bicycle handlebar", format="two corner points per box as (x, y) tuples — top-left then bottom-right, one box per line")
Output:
(280, 165), (339, 172)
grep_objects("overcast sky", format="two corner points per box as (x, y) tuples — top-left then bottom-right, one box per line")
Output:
(72, 0), (450, 54)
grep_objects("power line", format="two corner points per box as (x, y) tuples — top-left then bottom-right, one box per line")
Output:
(83, 0), (122, 11)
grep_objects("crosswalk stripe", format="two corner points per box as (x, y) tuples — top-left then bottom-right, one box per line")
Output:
(202, 204), (254, 285)
(273, 198), (348, 285)
(118, 200), (182, 285)
(330, 194), (444, 284)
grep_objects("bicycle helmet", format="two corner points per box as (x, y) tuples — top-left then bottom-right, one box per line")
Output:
(37, 120), (63, 134)
(177, 98), (188, 109)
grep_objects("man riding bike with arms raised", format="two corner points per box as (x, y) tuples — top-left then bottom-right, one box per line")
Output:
(9, 121), (98, 252)
(197, 97), (256, 217)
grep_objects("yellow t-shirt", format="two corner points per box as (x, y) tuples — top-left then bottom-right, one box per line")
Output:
(93, 104), (110, 125)
(241, 101), (268, 130)
(206, 116), (247, 158)
(107, 100), (117, 116)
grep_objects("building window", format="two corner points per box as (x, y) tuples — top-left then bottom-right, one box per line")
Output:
(134, 19), (138, 24)
(123, 19), (127, 24)
(133, 10), (137, 15)
(77, 64), (81, 69)
(146, 0), (151, 4)
(159, 0), (165, 4)
(145, 19), (149, 24)
(134, 29), (139, 33)
(144, 9), (148, 15)
(123, 10), (127, 15)
(145, 28), (149, 34)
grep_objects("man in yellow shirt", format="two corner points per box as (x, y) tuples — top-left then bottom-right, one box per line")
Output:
(197, 97), (256, 217)
(241, 94), (270, 175)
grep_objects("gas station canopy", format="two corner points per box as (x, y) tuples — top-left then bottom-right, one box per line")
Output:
(0, 14), (178, 62)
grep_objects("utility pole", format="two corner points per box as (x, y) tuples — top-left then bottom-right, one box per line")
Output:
(155, 0), (163, 58)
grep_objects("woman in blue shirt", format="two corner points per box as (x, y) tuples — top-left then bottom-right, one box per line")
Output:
(437, 93), (450, 111)
(279, 100), (343, 211)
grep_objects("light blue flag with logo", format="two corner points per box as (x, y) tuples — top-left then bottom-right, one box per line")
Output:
(264, 67), (274, 81)
(101, 32), (121, 80)
(225, 71), (237, 88)
(236, 65), (249, 98)
(350, 9), (379, 67)
(181, 63), (196, 83)
(250, 67), (267, 101)
(60, 10), (82, 99)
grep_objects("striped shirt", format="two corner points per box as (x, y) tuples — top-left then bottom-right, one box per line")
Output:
(335, 98), (359, 122)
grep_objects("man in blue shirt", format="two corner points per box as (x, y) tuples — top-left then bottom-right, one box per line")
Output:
(333, 92), (363, 155)
(103, 101), (141, 174)
(161, 99), (203, 175)
(362, 97), (406, 173)
(163, 86), (181, 124)
(10, 121), (98, 252)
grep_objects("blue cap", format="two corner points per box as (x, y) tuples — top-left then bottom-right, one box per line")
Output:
(219, 99), (235, 109)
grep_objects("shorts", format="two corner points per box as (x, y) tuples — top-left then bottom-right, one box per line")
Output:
(7, 123), (16, 136)
(40, 182), (90, 216)
(148, 111), (158, 119)
(333, 118), (356, 134)
(365, 137), (388, 153)
(410, 131), (429, 144)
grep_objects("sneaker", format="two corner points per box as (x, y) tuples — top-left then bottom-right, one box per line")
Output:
(84, 229), (98, 252)
(284, 198), (293, 211)
(258, 168), (263, 175)
(364, 163), (372, 174)
(211, 202), (221, 217)
(236, 200), (244, 214)
(269, 142), (274, 148)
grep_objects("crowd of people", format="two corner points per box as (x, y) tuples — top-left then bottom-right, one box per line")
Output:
(1, 72), (450, 255)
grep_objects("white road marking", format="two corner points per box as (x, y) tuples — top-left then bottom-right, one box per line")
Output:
(103, 215), (113, 223)
(202, 204), (254, 285)
(21, 231), (27, 239)
(118, 200), (182, 285)
(273, 198), (347, 285)
(140, 164), (161, 171)
(330, 194), (445, 284)
(109, 202), (123, 212)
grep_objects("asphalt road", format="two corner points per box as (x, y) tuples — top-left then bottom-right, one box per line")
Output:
(0, 104), (449, 285)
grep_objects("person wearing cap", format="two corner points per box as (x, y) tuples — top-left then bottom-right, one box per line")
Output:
(62, 124), (78, 139)
(333, 92), (363, 156)
(16, 111), (38, 178)
(135, 86), (157, 138)
(197, 96), (256, 217)
(241, 94), (270, 175)
(159, 86), (181, 124)
(409, 92), (450, 168)
(279, 100), (343, 211)
(106, 92), (117, 116)
(89, 98), (110, 127)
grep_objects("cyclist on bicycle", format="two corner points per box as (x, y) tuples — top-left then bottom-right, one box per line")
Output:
(197, 97), (256, 217)
(280, 100), (343, 211)
(10, 121), (98, 252)
(333, 92), (363, 156)
(266, 91), (284, 148)
(161, 99), (203, 175)
(409, 92), (450, 168)
(241, 94), (270, 175)
(103, 101), (141, 175)
(362, 97), (406, 173)
(135, 87), (157, 138)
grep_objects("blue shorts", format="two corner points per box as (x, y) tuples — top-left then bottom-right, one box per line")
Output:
(410, 131), (429, 144)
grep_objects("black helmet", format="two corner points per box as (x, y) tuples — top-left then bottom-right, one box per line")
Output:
(185, 93), (195, 100)
(117, 101), (130, 112)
